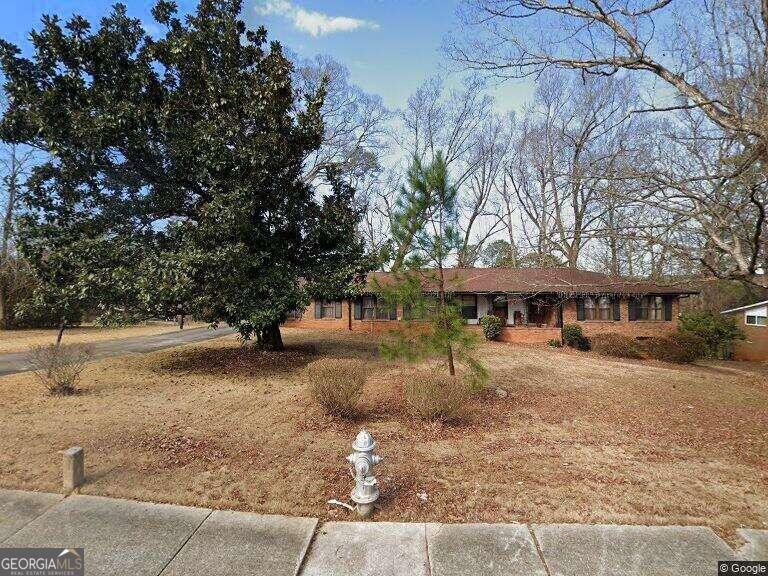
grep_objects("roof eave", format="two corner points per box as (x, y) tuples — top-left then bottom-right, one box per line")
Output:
(720, 300), (768, 314)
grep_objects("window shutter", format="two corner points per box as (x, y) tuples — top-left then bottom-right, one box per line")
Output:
(334, 301), (343, 319)
(628, 299), (637, 321)
(389, 306), (398, 320)
(613, 298), (621, 321)
(354, 299), (362, 320)
(576, 299), (585, 321)
(664, 297), (673, 321)
(314, 301), (322, 319)
(403, 304), (411, 321)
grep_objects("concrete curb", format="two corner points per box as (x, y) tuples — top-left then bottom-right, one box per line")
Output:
(0, 490), (764, 576)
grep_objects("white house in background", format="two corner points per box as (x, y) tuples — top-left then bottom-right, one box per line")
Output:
(721, 300), (768, 361)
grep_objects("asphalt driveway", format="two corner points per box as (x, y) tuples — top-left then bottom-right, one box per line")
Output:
(0, 326), (237, 377)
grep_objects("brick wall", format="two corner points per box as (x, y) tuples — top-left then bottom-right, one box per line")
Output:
(283, 300), (401, 333)
(287, 297), (682, 341)
(283, 301), (351, 331)
(561, 297), (679, 338)
(497, 327), (561, 344)
(733, 322), (768, 361)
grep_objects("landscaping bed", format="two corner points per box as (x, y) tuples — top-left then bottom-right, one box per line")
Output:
(0, 327), (766, 542)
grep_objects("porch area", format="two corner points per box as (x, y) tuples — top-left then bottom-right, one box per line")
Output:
(461, 293), (563, 329)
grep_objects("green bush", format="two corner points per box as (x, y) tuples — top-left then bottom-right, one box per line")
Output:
(590, 333), (642, 359)
(405, 371), (469, 423)
(547, 338), (562, 348)
(679, 311), (743, 359)
(642, 331), (707, 363)
(305, 358), (368, 417)
(479, 314), (504, 340)
(562, 324), (590, 351)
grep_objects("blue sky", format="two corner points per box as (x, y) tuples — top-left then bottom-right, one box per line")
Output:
(0, 0), (532, 112)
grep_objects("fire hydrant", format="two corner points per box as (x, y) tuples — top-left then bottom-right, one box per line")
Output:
(346, 429), (383, 518)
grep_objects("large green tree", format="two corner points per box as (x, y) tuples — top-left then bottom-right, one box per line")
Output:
(0, 0), (366, 348)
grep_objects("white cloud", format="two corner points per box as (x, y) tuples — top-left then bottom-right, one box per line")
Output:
(256, 0), (379, 37)
(141, 21), (163, 37)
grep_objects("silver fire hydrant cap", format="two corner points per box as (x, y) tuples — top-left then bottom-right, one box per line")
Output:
(352, 429), (376, 452)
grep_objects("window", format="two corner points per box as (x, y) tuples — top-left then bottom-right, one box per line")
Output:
(321, 301), (336, 319)
(598, 296), (611, 320)
(584, 296), (597, 320)
(362, 296), (376, 320)
(746, 315), (767, 326)
(361, 296), (393, 320)
(459, 294), (477, 320)
(579, 296), (619, 321)
(631, 296), (671, 321)
(651, 296), (664, 320)
(635, 296), (662, 320)
(316, 300), (341, 319)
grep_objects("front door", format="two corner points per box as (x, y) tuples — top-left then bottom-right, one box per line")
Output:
(528, 301), (550, 326)
(491, 296), (508, 322)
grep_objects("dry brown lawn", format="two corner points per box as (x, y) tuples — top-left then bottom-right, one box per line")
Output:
(0, 327), (766, 542)
(0, 321), (206, 354)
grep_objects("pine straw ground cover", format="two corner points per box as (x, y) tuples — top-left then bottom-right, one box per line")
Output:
(0, 327), (766, 544)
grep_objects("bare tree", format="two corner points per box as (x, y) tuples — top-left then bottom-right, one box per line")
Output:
(505, 118), (557, 263)
(503, 73), (643, 268)
(450, 0), (768, 285)
(0, 140), (35, 328)
(294, 54), (391, 186)
(394, 75), (493, 183)
(625, 109), (767, 283)
(386, 77), (499, 269)
(456, 113), (511, 266)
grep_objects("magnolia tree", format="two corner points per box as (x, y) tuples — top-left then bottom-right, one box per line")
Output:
(0, 0), (369, 348)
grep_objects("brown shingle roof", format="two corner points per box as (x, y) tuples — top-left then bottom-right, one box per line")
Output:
(366, 267), (697, 296)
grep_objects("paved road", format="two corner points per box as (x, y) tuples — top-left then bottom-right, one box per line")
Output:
(0, 326), (237, 377)
(0, 490), (764, 575)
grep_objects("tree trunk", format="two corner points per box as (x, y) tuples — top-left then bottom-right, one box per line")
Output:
(347, 300), (352, 331)
(56, 318), (67, 347)
(259, 320), (284, 351)
(0, 147), (18, 331)
(437, 264), (456, 376)
(0, 285), (6, 330)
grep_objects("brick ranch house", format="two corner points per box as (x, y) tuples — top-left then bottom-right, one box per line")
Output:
(285, 267), (697, 344)
(721, 300), (768, 361)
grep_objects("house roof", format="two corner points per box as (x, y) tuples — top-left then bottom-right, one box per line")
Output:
(721, 300), (768, 315)
(366, 267), (697, 296)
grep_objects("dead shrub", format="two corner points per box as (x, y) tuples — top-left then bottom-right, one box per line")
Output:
(590, 333), (642, 359)
(404, 370), (470, 423)
(305, 358), (368, 417)
(642, 332), (707, 364)
(27, 343), (92, 395)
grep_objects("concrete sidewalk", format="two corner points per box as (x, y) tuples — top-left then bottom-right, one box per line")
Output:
(0, 326), (237, 377)
(0, 490), (765, 575)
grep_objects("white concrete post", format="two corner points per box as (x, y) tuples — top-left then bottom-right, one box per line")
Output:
(62, 446), (85, 490)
